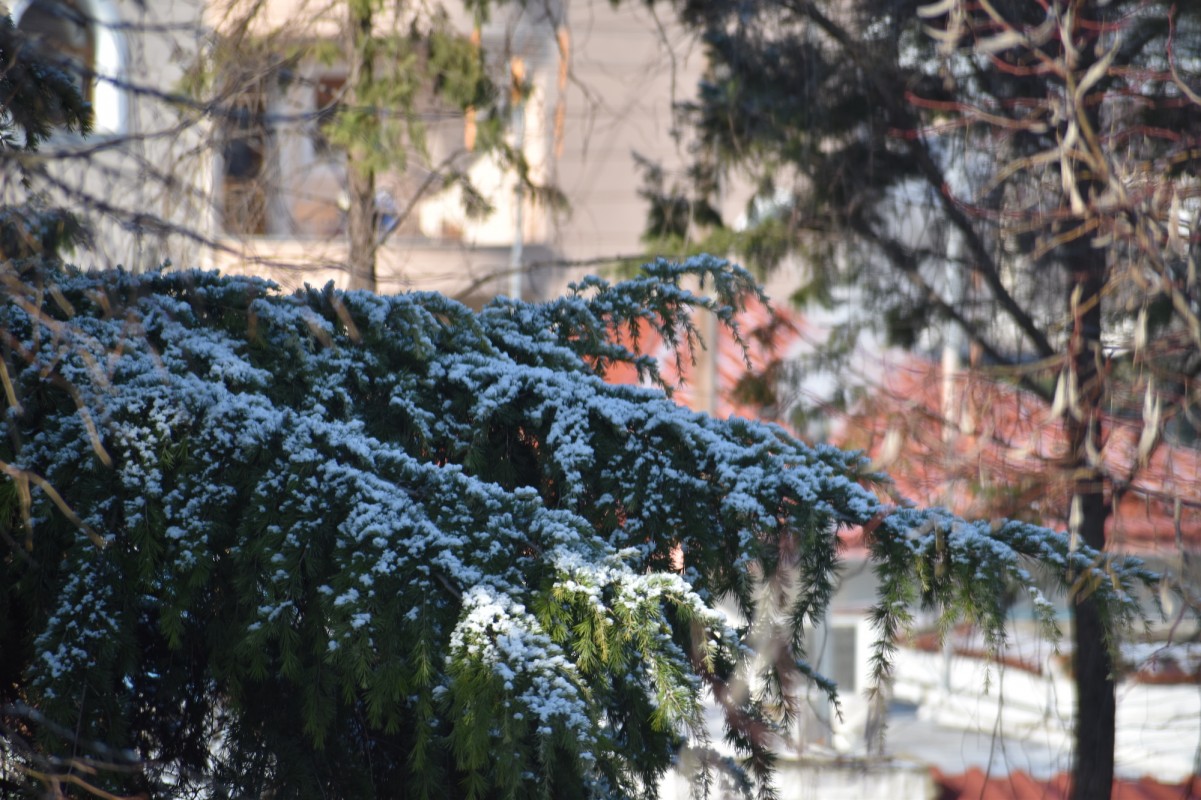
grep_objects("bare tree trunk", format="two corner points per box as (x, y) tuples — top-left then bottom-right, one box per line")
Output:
(1061, 4), (1116, 791)
(345, 0), (376, 292)
(1073, 582), (1117, 800)
(1066, 255), (1115, 800)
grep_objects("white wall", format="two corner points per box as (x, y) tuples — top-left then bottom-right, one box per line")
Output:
(892, 644), (1201, 781)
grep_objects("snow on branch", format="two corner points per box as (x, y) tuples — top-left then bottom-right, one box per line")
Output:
(0, 259), (1157, 800)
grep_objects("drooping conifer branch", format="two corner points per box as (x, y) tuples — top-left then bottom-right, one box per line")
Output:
(0, 259), (1155, 799)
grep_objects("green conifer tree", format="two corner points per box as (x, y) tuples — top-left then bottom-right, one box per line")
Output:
(0, 258), (1154, 799)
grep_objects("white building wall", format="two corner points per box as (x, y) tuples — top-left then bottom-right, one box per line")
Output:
(892, 644), (1201, 781)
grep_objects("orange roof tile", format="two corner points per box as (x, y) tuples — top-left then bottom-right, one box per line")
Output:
(836, 356), (1201, 555)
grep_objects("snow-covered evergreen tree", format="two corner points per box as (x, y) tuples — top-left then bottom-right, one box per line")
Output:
(0, 259), (1153, 799)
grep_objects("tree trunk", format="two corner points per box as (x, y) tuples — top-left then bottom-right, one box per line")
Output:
(1072, 560), (1116, 800)
(347, 163), (376, 292)
(1058, 4), (1116, 792)
(1066, 285), (1115, 798)
(1064, 226), (1115, 800)
(345, 0), (377, 293)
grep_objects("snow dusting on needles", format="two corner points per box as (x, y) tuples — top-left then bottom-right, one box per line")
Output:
(0, 261), (1156, 799)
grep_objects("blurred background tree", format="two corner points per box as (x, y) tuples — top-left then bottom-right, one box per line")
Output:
(642, 2), (1201, 796)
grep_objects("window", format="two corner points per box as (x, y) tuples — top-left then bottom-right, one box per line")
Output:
(312, 74), (346, 155)
(222, 89), (270, 236)
(828, 624), (860, 693)
(15, 0), (94, 124)
(13, 0), (125, 134)
(220, 73), (346, 237)
(806, 616), (866, 694)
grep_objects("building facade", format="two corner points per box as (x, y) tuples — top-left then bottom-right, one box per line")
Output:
(4, 0), (711, 304)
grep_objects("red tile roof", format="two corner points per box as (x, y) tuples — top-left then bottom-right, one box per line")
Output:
(837, 356), (1201, 555)
(933, 767), (1201, 799)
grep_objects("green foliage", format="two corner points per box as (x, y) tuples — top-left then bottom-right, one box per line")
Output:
(0, 259), (1155, 799)
(0, 14), (92, 264)
(0, 203), (89, 261)
(0, 13), (91, 154)
(635, 153), (723, 245)
(428, 26), (493, 110)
